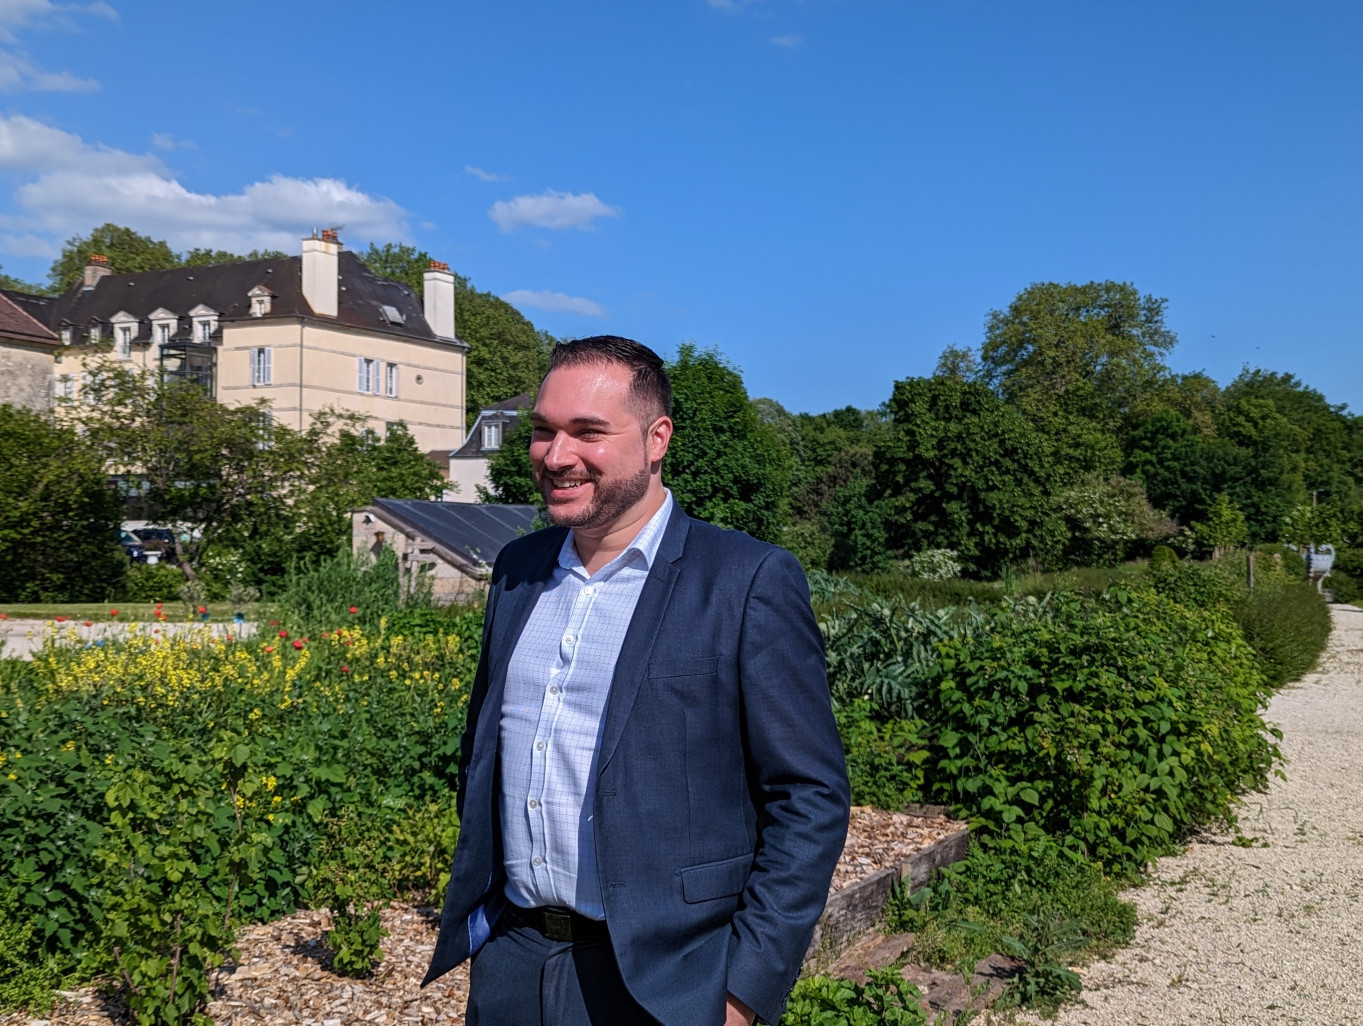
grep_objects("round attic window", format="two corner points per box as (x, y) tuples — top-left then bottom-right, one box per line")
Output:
(415, 374), (424, 385)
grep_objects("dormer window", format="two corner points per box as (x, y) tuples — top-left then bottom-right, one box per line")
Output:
(189, 303), (218, 344)
(110, 310), (138, 359)
(117, 326), (132, 358)
(248, 285), (274, 317)
(88, 323), (100, 344)
(483, 422), (502, 450)
(60, 326), (71, 345)
(148, 308), (176, 346)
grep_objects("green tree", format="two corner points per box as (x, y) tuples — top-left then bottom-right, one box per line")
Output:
(182, 247), (286, 266)
(0, 263), (48, 295)
(1053, 474), (1175, 567)
(665, 344), (792, 543)
(825, 477), (890, 573)
(1214, 395), (1307, 541)
(68, 358), (312, 578)
(980, 280), (1177, 435)
(872, 377), (1066, 576)
(479, 415), (541, 506)
(0, 403), (127, 601)
(1192, 493), (1249, 557)
(47, 223), (181, 292)
(1123, 410), (1221, 527)
(1280, 502), (1343, 548)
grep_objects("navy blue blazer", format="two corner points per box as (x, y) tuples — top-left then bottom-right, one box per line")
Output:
(423, 505), (851, 1026)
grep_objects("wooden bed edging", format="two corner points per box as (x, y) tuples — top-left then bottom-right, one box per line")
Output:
(803, 826), (971, 969)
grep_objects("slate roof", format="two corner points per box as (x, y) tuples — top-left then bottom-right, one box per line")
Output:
(452, 392), (530, 458)
(1, 251), (466, 349)
(0, 290), (57, 345)
(368, 499), (540, 571)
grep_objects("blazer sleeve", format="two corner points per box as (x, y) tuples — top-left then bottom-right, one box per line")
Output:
(726, 548), (851, 1023)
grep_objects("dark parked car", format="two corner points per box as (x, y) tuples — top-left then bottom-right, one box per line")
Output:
(133, 527), (177, 552)
(118, 530), (147, 563)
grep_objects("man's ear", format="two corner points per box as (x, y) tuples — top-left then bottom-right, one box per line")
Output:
(646, 415), (673, 464)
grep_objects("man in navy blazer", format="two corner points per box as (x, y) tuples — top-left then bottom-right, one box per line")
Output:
(423, 337), (850, 1025)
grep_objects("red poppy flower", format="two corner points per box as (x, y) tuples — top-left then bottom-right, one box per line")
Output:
(197, 605), (207, 614)
(278, 630), (288, 638)
(83, 620), (92, 627)
(292, 640), (303, 649)
(110, 609), (119, 616)
(341, 666), (350, 673)
(349, 606), (359, 614)
(264, 645), (274, 653)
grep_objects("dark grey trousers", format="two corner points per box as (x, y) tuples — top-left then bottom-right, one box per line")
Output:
(465, 919), (661, 1026)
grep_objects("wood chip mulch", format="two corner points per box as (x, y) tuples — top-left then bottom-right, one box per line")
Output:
(10, 808), (966, 1025)
(829, 805), (969, 895)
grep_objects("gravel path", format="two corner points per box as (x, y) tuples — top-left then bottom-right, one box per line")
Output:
(1027, 604), (1363, 1026)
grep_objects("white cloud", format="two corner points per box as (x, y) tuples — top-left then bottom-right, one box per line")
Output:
(0, 1), (113, 90)
(503, 289), (605, 317)
(0, 114), (411, 256)
(488, 190), (622, 232)
(465, 164), (508, 183)
(769, 33), (802, 47)
(150, 131), (195, 150)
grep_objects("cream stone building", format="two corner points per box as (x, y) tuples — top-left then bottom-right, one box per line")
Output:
(4, 233), (468, 452)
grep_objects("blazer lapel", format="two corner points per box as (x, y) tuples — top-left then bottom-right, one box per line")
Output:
(479, 529), (565, 735)
(596, 506), (690, 775)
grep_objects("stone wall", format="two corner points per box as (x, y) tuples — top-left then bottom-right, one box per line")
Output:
(0, 340), (53, 413)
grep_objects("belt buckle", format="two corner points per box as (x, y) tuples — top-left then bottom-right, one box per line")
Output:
(543, 910), (573, 942)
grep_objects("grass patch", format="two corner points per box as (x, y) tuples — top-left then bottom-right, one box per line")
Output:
(1233, 581), (1331, 687)
(0, 601), (274, 623)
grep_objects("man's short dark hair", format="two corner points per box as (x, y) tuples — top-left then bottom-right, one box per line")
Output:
(548, 335), (672, 423)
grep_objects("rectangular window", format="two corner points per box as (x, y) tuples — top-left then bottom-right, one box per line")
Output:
(483, 422), (502, 450)
(158, 323), (171, 345)
(357, 357), (376, 394)
(60, 326), (72, 345)
(117, 326), (132, 358)
(385, 362), (398, 397)
(251, 347), (272, 386)
(57, 374), (74, 400)
(199, 320), (213, 343)
(88, 325), (100, 344)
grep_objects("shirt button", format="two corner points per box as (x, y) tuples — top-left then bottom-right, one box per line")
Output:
(548, 685), (560, 696)
(528, 798), (539, 809)
(563, 634), (575, 646)
(536, 741), (546, 751)
(532, 856), (543, 867)
(582, 585), (594, 596)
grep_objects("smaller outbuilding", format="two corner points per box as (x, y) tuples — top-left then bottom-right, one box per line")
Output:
(352, 499), (540, 601)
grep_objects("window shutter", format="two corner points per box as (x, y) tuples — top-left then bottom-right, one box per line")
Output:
(263, 347), (272, 385)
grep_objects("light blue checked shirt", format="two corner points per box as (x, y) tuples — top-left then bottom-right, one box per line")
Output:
(498, 491), (674, 919)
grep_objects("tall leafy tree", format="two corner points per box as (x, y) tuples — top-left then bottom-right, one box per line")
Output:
(980, 280), (1177, 437)
(0, 403), (127, 601)
(873, 377), (1066, 576)
(480, 415), (542, 506)
(665, 344), (791, 543)
(48, 224), (181, 292)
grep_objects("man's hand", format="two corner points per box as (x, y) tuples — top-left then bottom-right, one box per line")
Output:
(725, 993), (756, 1026)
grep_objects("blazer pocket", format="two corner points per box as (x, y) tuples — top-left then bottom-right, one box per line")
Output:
(648, 656), (719, 679)
(679, 853), (752, 904)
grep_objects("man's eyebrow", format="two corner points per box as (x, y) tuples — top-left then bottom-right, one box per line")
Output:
(529, 414), (613, 429)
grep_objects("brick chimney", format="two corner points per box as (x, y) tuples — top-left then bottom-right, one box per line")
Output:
(423, 259), (455, 339)
(300, 230), (340, 317)
(83, 253), (111, 289)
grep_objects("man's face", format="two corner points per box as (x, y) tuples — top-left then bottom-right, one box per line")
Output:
(529, 362), (666, 530)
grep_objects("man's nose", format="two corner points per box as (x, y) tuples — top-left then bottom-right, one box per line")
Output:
(542, 432), (575, 469)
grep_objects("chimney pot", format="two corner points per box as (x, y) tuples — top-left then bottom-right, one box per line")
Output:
(83, 253), (112, 288)
(423, 259), (456, 340)
(300, 233), (340, 317)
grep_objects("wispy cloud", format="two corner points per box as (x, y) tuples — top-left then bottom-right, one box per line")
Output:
(0, 1), (113, 91)
(465, 164), (509, 183)
(150, 131), (195, 150)
(705, 0), (760, 10)
(0, 114), (411, 256)
(769, 33), (802, 47)
(503, 289), (605, 317)
(488, 189), (622, 232)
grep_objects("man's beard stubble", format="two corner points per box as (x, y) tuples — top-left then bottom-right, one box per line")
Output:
(537, 463), (653, 530)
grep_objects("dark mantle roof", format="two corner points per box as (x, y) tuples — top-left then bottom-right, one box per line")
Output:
(367, 499), (540, 571)
(3, 251), (466, 348)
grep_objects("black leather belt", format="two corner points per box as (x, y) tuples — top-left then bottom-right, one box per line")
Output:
(504, 903), (610, 944)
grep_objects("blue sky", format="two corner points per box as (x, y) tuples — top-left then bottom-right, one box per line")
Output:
(0, 0), (1358, 415)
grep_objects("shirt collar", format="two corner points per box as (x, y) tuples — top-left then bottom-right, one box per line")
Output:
(557, 489), (674, 578)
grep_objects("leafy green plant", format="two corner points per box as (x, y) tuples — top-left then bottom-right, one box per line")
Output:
(1232, 582), (1330, 686)
(997, 915), (1084, 1010)
(783, 967), (928, 1026)
(836, 701), (928, 809)
(0, 884), (64, 1013)
(124, 563), (188, 603)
